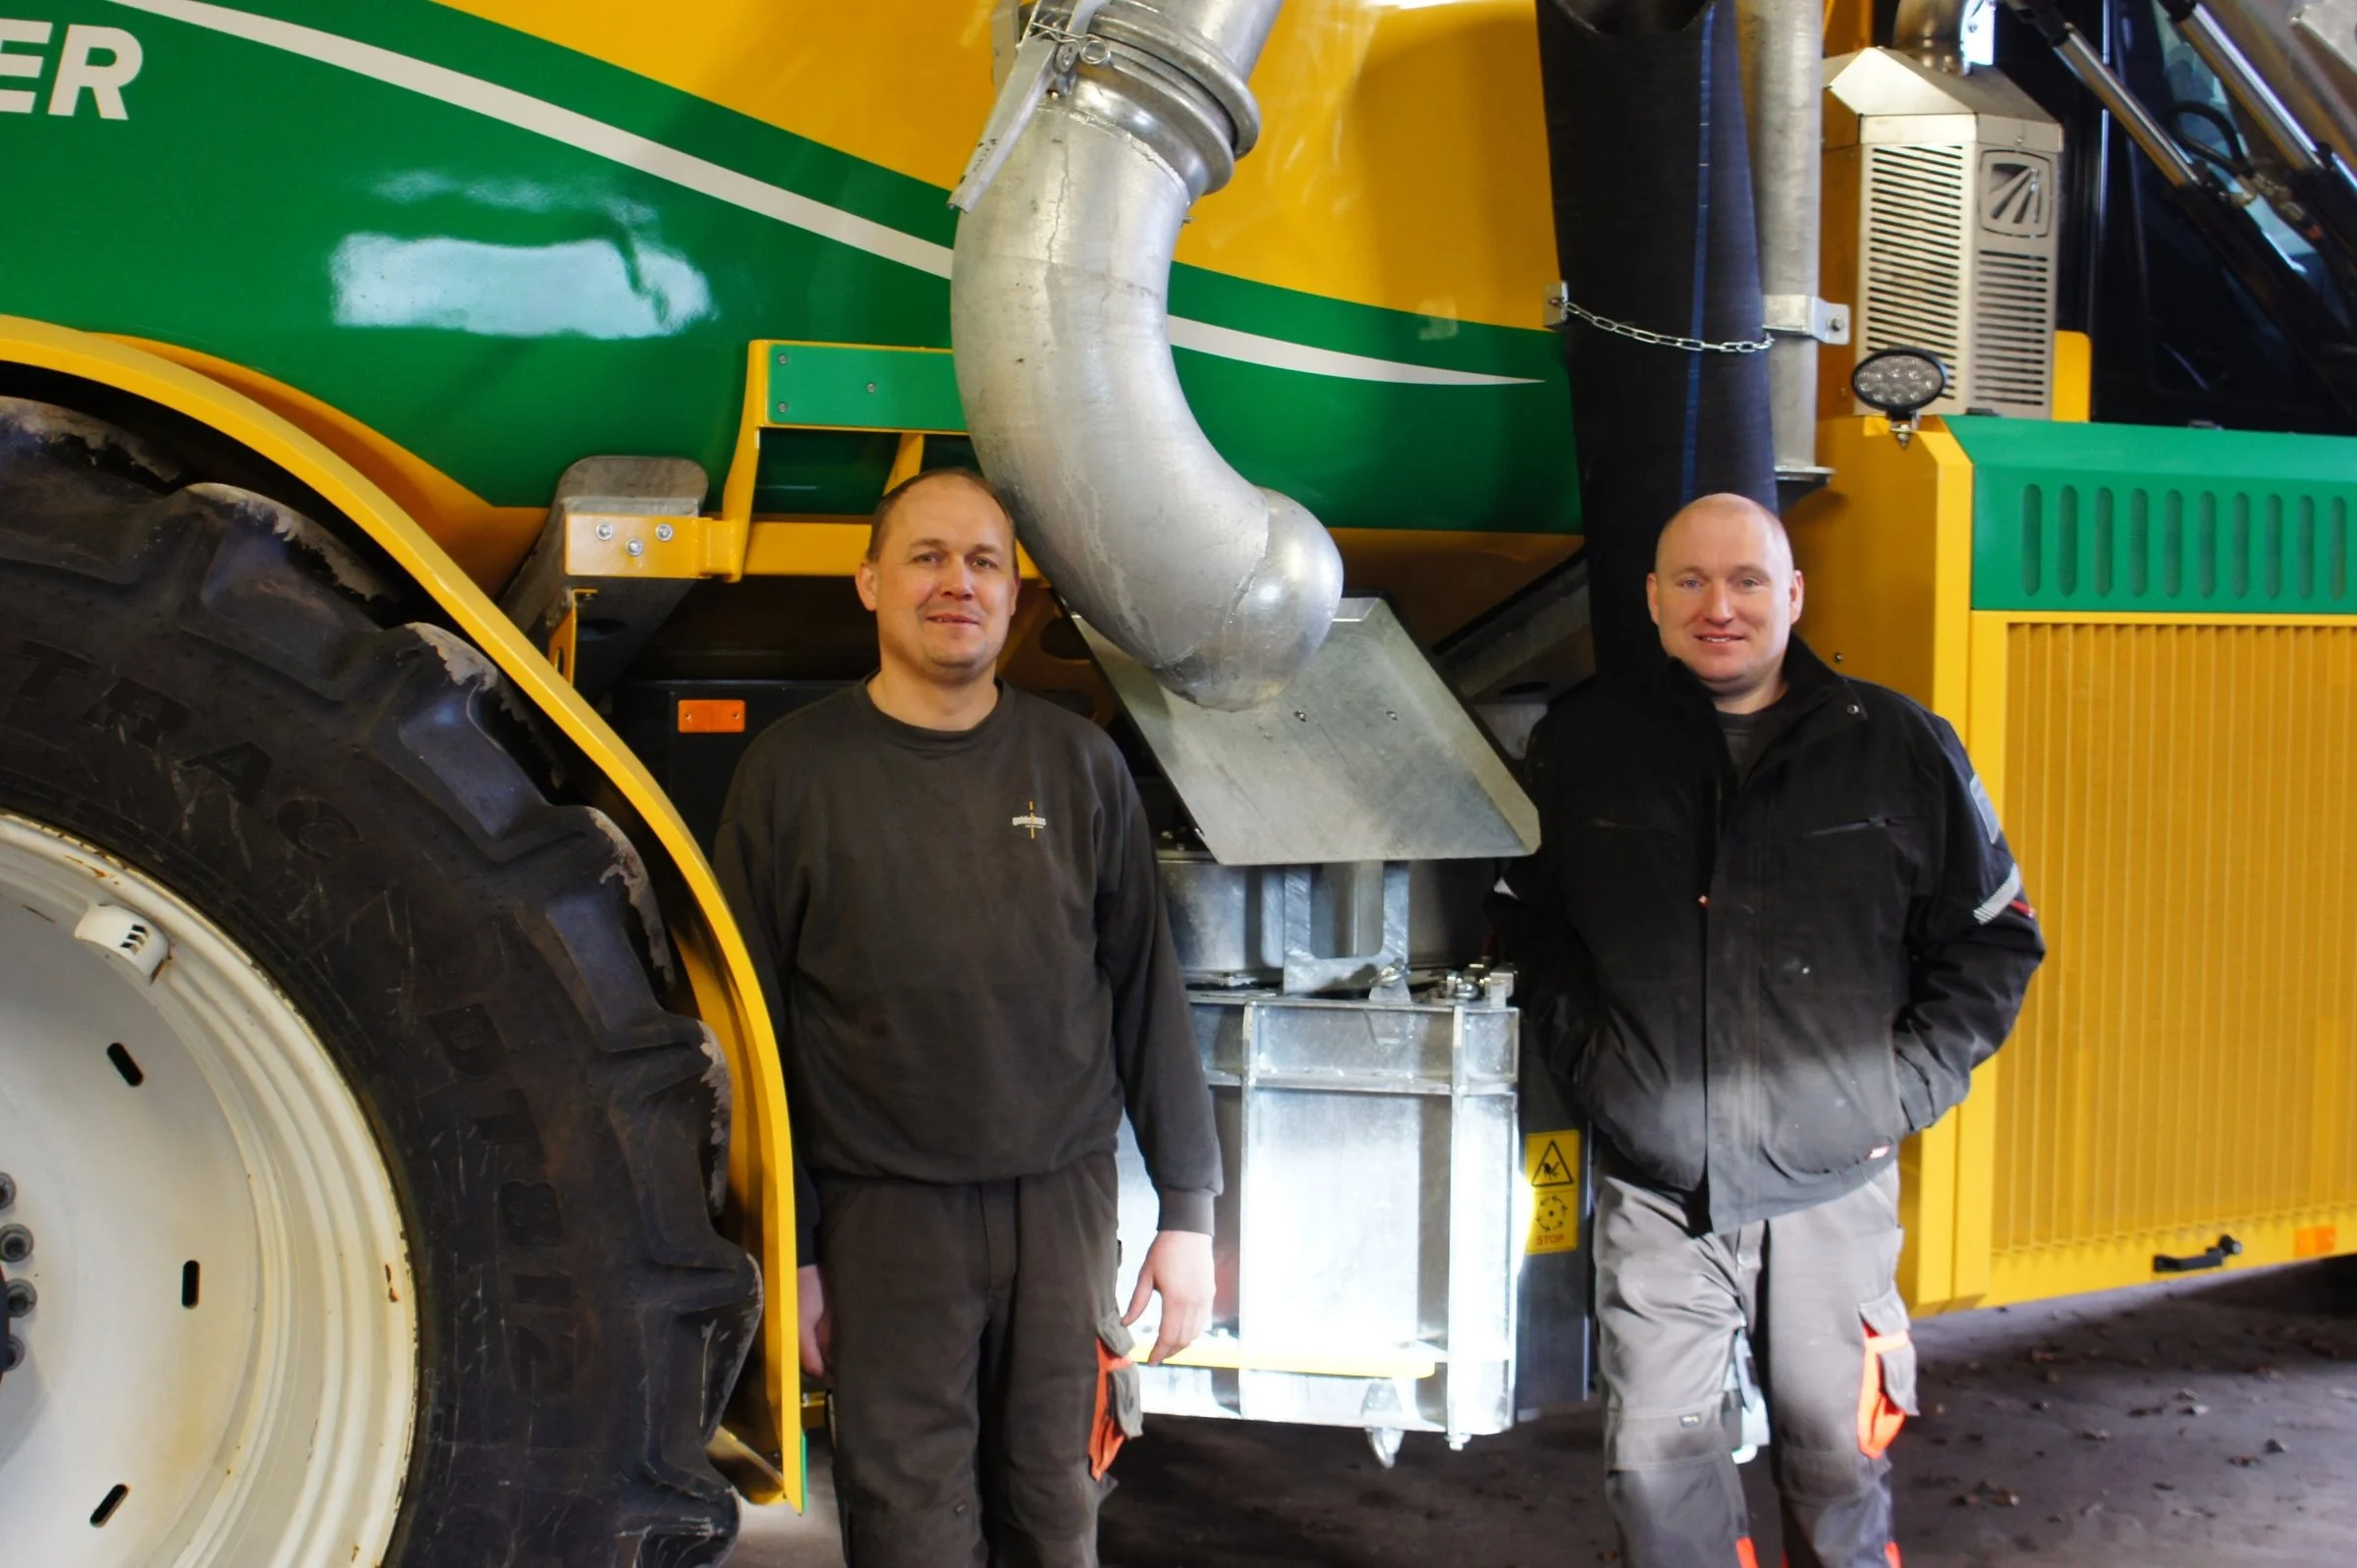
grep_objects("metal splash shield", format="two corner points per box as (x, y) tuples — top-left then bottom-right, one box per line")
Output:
(1077, 596), (1540, 865)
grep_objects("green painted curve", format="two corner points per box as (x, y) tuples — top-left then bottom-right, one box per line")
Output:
(0, 0), (1579, 535)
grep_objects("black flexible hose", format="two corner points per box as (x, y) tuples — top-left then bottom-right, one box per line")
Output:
(1534, 0), (1777, 677)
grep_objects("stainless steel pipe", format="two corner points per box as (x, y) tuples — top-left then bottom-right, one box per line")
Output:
(2201, 0), (2357, 177)
(1737, 0), (1828, 478)
(2171, 4), (2320, 174)
(951, 0), (1343, 711)
(1892, 0), (1967, 73)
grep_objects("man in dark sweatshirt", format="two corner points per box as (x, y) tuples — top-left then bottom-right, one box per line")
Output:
(713, 467), (1220, 1568)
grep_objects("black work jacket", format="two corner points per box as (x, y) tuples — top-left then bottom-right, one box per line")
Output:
(1493, 637), (2045, 1232)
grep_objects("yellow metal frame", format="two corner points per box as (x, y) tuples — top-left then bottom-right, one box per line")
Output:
(0, 315), (804, 1506)
(1981, 1208), (2357, 1305)
(1790, 416), (1996, 1315)
(555, 340), (1041, 586)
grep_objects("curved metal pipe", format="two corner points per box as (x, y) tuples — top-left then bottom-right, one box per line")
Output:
(1893, 0), (1966, 72)
(951, 0), (1343, 711)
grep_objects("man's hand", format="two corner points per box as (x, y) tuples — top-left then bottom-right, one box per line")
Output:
(1122, 1229), (1214, 1366)
(797, 1263), (830, 1379)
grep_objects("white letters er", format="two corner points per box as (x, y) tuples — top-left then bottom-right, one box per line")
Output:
(0, 20), (142, 117)
(0, 19), (50, 114)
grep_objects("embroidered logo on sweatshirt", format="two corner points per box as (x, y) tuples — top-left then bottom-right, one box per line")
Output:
(1012, 801), (1047, 838)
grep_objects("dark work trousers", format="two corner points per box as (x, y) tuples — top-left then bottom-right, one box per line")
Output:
(818, 1153), (1120, 1568)
(1595, 1162), (1917, 1568)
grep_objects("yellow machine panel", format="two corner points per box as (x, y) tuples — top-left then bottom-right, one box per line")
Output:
(1989, 620), (2357, 1300)
(1794, 406), (2357, 1312)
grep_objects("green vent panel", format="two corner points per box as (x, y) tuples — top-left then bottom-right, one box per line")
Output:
(1949, 416), (2357, 615)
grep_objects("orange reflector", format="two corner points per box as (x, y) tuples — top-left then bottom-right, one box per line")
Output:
(678, 698), (746, 734)
(2294, 1224), (2338, 1260)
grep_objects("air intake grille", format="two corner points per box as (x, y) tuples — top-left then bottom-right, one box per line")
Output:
(1862, 143), (1968, 377)
(1994, 622), (2357, 1258)
(1950, 416), (2357, 612)
(1972, 249), (2053, 412)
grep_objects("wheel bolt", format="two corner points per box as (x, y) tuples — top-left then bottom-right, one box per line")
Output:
(0, 1224), (30, 1265)
(0, 1171), (14, 1210)
(4, 1279), (31, 1317)
(1, 1335), (22, 1373)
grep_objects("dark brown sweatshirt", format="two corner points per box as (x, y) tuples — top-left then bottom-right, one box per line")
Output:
(713, 681), (1220, 1246)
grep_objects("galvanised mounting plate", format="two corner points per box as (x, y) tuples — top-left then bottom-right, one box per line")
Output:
(1078, 596), (1539, 865)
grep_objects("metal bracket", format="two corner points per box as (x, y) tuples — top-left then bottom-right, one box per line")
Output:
(562, 509), (726, 577)
(1763, 294), (1853, 345)
(1281, 862), (1410, 999)
(498, 457), (710, 698)
(950, 0), (1113, 211)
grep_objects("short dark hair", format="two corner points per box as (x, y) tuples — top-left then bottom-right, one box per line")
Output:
(865, 466), (1011, 562)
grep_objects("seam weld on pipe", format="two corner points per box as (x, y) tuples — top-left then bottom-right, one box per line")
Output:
(951, 0), (1343, 712)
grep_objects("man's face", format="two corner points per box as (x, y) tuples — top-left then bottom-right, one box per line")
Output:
(1645, 499), (1804, 708)
(855, 480), (1018, 685)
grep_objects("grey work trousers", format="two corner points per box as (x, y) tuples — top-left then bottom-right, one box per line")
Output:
(1595, 1163), (1917, 1568)
(818, 1154), (1121, 1568)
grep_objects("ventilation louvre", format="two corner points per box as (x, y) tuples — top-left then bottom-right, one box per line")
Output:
(1863, 143), (1968, 376)
(1973, 249), (2054, 411)
(1949, 412), (2357, 613)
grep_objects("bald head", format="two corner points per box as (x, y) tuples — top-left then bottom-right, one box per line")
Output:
(1654, 493), (1792, 576)
(1646, 493), (1804, 713)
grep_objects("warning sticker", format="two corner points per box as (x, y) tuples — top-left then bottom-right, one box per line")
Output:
(1524, 1129), (1581, 1257)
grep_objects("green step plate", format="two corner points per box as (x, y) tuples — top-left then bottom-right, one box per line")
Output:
(764, 343), (966, 434)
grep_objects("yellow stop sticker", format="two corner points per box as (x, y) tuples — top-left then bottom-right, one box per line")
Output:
(1524, 1129), (1581, 1256)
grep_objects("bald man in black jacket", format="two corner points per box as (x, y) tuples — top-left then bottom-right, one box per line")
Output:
(1493, 495), (2044, 1568)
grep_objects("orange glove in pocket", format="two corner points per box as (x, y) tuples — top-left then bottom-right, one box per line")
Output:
(1090, 1314), (1144, 1480)
(1856, 1286), (1919, 1460)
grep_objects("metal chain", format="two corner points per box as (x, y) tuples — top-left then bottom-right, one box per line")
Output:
(1554, 297), (1773, 355)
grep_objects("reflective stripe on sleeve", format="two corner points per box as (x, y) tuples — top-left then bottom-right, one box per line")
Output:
(1972, 862), (2025, 926)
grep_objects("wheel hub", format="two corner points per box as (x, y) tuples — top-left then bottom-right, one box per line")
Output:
(0, 810), (417, 1567)
(0, 1176), (33, 1382)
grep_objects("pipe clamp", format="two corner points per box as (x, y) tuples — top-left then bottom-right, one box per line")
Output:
(1763, 294), (1853, 344)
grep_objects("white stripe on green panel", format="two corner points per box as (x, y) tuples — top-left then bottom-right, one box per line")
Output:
(107, 0), (1537, 389)
(1165, 317), (1532, 387)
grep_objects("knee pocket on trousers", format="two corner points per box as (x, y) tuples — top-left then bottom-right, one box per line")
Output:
(1777, 1439), (1888, 1503)
(1606, 1404), (1732, 1470)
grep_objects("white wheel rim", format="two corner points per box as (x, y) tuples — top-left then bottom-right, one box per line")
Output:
(0, 809), (415, 1567)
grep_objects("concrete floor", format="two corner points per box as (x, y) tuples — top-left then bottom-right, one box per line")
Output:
(730, 1257), (2357, 1567)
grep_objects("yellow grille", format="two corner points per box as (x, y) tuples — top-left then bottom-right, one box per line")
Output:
(1994, 622), (2357, 1256)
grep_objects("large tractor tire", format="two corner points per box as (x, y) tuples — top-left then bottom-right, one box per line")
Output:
(0, 398), (759, 1567)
